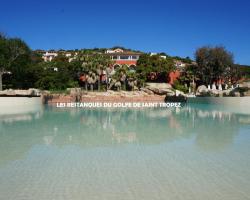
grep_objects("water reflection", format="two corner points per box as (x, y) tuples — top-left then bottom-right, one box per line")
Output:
(0, 105), (250, 166)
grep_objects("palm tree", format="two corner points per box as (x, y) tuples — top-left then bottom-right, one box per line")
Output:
(76, 52), (114, 91)
(127, 71), (138, 91)
(178, 64), (200, 93)
(87, 72), (97, 91)
(111, 64), (129, 91)
(105, 67), (113, 91)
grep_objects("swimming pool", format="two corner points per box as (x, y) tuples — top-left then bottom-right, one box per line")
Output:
(0, 105), (249, 200)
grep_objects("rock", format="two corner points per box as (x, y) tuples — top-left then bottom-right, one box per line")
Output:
(196, 85), (209, 96)
(228, 87), (250, 97)
(150, 88), (175, 95)
(0, 89), (15, 96)
(0, 89), (40, 96)
(238, 82), (250, 96)
(106, 90), (116, 95)
(196, 85), (208, 94)
(165, 90), (176, 97)
(243, 90), (250, 96)
(196, 85), (227, 97)
(210, 90), (219, 96)
(140, 88), (154, 95)
(7, 89), (15, 95)
(241, 82), (250, 88)
(234, 91), (241, 97)
(209, 90), (220, 97)
(144, 83), (175, 95)
(175, 90), (186, 97)
(145, 83), (172, 89)
(229, 88), (241, 97)
(222, 89), (231, 97)
(145, 86), (175, 95)
(14, 90), (27, 96)
(159, 88), (173, 94)
(28, 88), (41, 96)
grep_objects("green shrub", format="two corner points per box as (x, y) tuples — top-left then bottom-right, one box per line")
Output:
(173, 80), (188, 93)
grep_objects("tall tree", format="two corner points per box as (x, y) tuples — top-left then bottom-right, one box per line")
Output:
(0, 34), (32, 90)
(35, 55), (78, 90)
(136, 54), (174, 85)
(76, 52), (113, 91)
(195, 46), (234, 85)
(0, 34), (9, 90)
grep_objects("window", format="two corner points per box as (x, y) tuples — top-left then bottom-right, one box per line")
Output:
(132, 55), (138, 60)
(112, 56), (118, 60)
(120, 56), (129, 60)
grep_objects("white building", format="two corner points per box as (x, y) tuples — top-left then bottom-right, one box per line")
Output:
(150, 52), (167, 59)
(42, 52), (58, 62)
(41, 51), (77, 62)
(174, 60), (186, 68)
(106, 48), (124, 54)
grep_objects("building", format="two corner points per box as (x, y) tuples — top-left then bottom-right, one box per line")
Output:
(39, 50), (78, 62)
(42, 51), (58, 62)
(106, 50), (191, 85)
(168, 71), (181, 85)
(149, 53), (188, 85)
(168, 61), (197, 85)
(150, 52), (167, 59)
(105, 49), (142, 69)
(174, 60), (186, 69)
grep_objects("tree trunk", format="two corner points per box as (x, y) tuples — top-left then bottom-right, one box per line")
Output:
(123, 81), (126, 91)
(90, 84), (93, 91)
(85, 82), (88, 91)
(106, 75), (109, 91)
(108, 80), (115, 90)
(0, 73), (3, 91)
(98, 77), (101, 91)
(192, 78), (195, 93)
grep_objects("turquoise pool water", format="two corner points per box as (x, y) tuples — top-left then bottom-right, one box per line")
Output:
(0, 105), (250, 200)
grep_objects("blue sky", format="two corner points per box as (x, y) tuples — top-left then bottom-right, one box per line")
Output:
(0, 0), (250, 64)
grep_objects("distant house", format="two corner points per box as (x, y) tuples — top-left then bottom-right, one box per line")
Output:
(150, 52), (167, 59)
(42, 51), (58, 62)
(39, 50), (77, 62)
(105, 49), (142, 69)
(174, 60), (186, 69)
(168, 61), (196, 85)
(168, 71), (181, 85)
(149, 53), (189, 85)
(106, 48), (124, 54)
